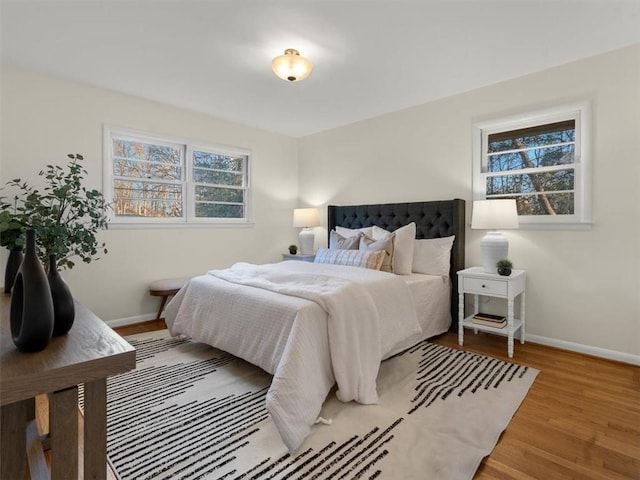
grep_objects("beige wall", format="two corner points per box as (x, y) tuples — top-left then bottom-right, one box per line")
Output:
(0, 67), (299, 322)
(298, 45), (640, 359)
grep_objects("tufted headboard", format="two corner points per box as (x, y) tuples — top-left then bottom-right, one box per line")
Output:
(327, 199), (465, 331)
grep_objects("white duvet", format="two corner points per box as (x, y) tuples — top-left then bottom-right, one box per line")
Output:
(164, 261), (422, 452)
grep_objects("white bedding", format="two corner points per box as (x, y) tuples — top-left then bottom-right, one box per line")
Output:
(388, 273), (452, 356)
(165, 261), (449, 452)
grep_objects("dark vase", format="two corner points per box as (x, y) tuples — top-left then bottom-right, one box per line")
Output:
(497, 267), (512, 276)
(10, 229), (54, 352)
(48, 254), (75, 336)
(4, 247), (23, 294)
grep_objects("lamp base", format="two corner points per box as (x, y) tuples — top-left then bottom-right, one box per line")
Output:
(480, 232), (508, 274)
(299, 228), (315, 255)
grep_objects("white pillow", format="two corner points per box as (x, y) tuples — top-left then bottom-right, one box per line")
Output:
(371, 222), (416, 275)
(314, 248), (386, 270)
(412, 236), (455, 276)
(335, 225), (374, 238)
(359, 235), (394, 272)
(329, 230), (361, 250)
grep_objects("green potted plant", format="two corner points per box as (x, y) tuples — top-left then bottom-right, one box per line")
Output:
(6, 154), (110, 269)
(496, 259), (513, 276)
(2, 153), (110, 336)
(288, 244), (298, 255)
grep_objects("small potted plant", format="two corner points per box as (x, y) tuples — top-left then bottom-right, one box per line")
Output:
(496, 259), (513, 276)
(288, 244), (298, 255)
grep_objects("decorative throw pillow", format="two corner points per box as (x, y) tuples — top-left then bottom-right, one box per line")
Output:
(335, 226), (374, 238)
(359, 235), (394, 272)
(412, 236), (455, 276)
(314, 248), (386, 270)
(329, 230), (361, 250)
(371, 222), (416, 275)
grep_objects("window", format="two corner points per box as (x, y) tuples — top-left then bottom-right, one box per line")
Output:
(104, 127), (251, 225)
(473, 102), (591, 228)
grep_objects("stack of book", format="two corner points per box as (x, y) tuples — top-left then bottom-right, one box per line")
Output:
(472, 312), (507, 328)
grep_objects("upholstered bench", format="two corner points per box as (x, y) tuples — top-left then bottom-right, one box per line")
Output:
(149, 278), (188, 320)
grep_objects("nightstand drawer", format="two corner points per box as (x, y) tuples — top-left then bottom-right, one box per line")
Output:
(463, 277), (507, 296)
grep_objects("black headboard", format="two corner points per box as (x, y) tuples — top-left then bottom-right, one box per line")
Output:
(327, 199), (465, 332)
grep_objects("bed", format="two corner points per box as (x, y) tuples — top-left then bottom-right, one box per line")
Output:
(165, 199), (465, 452)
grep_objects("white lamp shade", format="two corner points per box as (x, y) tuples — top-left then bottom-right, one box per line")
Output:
(292, 208), (320, 228)
(471, 199), (519, 230)
(272, 49), (313, 82)
(472, 200), (519, 273)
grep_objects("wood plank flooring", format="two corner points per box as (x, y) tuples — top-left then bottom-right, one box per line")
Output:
(433, 331), (640, 479)
(39, 320), (640, 479)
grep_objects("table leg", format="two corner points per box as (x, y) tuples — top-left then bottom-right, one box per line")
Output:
(84, 378), (108, 480)
(50, 385), (79, 479)
(458, 292), (464, 346)
(1, 399), (28, 479)
(472, 294), (480, 334)
(507, 299), (515, 358)
(520, 291), (526, 344)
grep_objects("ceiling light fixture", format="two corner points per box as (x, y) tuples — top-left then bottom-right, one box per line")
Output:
(272, 49), (313, 82)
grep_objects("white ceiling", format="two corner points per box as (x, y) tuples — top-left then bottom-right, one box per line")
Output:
(1, 1), (639, 137)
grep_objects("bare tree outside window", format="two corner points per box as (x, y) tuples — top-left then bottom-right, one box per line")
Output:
(486, 120), (576, 216)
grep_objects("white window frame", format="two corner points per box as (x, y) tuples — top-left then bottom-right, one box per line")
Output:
(103, 125), (252, 227)
(472, 101), (592, 229)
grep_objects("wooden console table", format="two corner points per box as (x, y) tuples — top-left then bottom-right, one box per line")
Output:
(0, 296), (136, 479)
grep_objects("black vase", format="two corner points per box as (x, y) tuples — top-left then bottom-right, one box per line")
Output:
(4, 247), (23, 294)
(48, 254), (75, 336)
(10, 229), (54, 352)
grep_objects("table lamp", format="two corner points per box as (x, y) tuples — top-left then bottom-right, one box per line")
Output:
(293, 208), (320, 255)
(471, 199), (519, 273)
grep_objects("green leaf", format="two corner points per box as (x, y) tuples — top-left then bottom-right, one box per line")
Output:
(3, 153), (110, 269)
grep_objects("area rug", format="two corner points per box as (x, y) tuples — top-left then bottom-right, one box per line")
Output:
(104, 330), (537, 480)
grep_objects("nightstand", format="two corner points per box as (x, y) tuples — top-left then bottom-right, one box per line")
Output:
(457, 266), (526, 358)
(281, 253), (316, 262)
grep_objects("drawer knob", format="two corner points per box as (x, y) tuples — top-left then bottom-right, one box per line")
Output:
(482, 284), (486, 288)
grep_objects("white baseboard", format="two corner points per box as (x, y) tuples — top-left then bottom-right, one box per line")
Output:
(106, 313), (158, 328)
(526, 333), (640, 366)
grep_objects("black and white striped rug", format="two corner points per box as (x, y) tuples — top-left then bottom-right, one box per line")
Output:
(104, 331), (537, 480)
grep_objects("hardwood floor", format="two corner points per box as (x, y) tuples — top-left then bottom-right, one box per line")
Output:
(112, 320), (640, 479)
(433, 331), (640, 480)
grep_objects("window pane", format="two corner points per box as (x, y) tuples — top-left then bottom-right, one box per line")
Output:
(510, 193), (575, 216)
(487, 144), (575, 173)
(114, 158), (182, 180)
(195, 203), (244, 218)
(193, 151), (244, 171)
(113, 180), (183, 218)
(488, 120), (575, 154)
(487, 169), (574, 196)
(194, 186), (244, 203)
(193, 168), (243, 186)
(113, 139), (181, 164)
